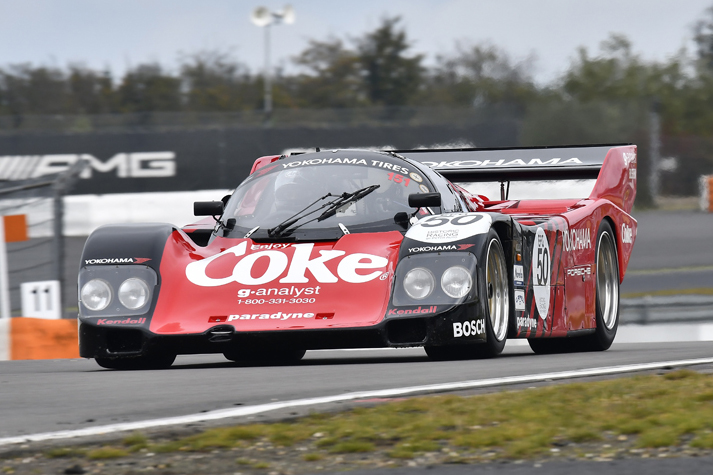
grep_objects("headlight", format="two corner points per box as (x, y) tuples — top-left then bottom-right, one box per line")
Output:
(403, 267), (435, 300)
(441, 266), (472, 299)
(118, 278), (150, 310)
(80, 279), (112, 311)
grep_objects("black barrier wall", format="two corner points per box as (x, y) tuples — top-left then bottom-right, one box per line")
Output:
(0, 123), (518, 194)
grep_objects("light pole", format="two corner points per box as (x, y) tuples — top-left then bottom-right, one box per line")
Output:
(251, 5), (295, 122)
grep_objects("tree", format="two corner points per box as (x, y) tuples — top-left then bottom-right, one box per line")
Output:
(425, 42), (537, 109)
(0, 64), (68, 116)
(67, 66), (116, 114)
(292, 38), (363, 108)
(117, 63), (181, 113)
(694, 5), (713, 72)
(180, 50), (260, 111)
(563, 35), (650, 102)
(355, 17), (424, 106)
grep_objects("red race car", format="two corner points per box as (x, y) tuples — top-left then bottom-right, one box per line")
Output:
(78, 144), (637, 369)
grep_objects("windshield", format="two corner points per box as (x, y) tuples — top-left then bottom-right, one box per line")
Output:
(221, 155), (435, 240)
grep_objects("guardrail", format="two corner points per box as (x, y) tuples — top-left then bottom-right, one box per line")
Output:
(621, 295), (713, 325)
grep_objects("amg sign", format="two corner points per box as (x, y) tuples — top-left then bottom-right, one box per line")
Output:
(0, 152), (176, 180)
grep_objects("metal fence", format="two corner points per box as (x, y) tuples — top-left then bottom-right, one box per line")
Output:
(621, 295), (713, 325)
(0, 161), (85, 318)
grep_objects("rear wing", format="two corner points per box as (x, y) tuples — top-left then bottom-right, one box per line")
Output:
(396, 144), (637, 213)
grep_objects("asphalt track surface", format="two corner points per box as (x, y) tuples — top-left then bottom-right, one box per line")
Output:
(620, 209), (713, 295)
(326, 457), (713, 475)
(2, 341), (713, 441)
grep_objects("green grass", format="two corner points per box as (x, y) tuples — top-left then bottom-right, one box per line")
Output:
(302, 453), (324, 462)
(329, 441), (375, 453)
(44, 447), (86, 458)
(122, 432), (148, 452)
(36, 370), (713, 463)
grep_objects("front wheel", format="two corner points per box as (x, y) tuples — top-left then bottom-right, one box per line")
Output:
(95, 353), (176, 370)
(473, 230), (509, 358)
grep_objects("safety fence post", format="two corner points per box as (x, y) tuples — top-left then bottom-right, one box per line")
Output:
(0, 218), (9, 320)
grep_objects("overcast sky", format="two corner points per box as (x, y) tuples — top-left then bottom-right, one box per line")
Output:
(0, 0), (711, 84)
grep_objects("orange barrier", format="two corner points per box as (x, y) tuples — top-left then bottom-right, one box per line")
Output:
(3, 214), (28, 242)
(10, 317), (79, 360)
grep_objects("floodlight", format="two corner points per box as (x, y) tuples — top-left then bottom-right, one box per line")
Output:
(251, 6), (272, 27)
(280, 5), (295, 24)
(250, 5), (296, 118)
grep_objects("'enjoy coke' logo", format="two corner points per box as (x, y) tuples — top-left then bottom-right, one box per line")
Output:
(186, 242), (388, 287)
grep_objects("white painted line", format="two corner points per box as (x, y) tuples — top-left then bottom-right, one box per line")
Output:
(2, 357), (713, 447)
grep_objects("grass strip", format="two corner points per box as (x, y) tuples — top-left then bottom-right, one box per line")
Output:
(36, 369), (713, 465)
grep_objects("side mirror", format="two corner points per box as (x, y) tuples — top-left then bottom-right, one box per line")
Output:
(408, 193), (441, 209)
(194, 201), (224, 217)
(394, 211), (409, 229)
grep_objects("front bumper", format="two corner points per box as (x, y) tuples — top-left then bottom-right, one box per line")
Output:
(79, 300), (487, 358)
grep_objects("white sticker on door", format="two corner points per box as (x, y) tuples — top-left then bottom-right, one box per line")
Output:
(532, 227), (551, 319)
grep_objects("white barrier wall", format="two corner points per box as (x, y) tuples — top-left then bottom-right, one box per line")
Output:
(64, 189), (231, 236)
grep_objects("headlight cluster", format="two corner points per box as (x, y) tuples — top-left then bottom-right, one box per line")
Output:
(80, 279), (112, 311)
(118, 278), (151, 310)
(78, 265), (157, 316)
(440, 266), (472, 298)
(393, 252), (477, 306)
(81, 277), (151, 311)
(403, 266), (472, 300)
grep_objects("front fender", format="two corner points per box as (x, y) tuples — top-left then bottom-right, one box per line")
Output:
(80, 223), (178, 272)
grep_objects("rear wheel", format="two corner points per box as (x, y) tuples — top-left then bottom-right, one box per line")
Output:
(528, 337), (577, 354)
(425, 230), (509, 360)
(95, 353), (176, 370)
(581, 220), (620, 351)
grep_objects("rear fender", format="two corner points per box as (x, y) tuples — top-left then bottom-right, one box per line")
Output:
(588, 145), (637, 214)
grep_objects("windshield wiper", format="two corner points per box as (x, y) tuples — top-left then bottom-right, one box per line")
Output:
(268, 184), (380, 237)
(267, 193), (334, 237)
(316, 184), (380, 222)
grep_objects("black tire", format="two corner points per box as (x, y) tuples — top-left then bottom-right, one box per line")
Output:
(528, 337), (579, 354)
(224, 348), (306, 364)
(581, 220), (620, 351)
(95, 353), (176, 370)
(475, 230), (509, 357)
(425, 230), (509, 360)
